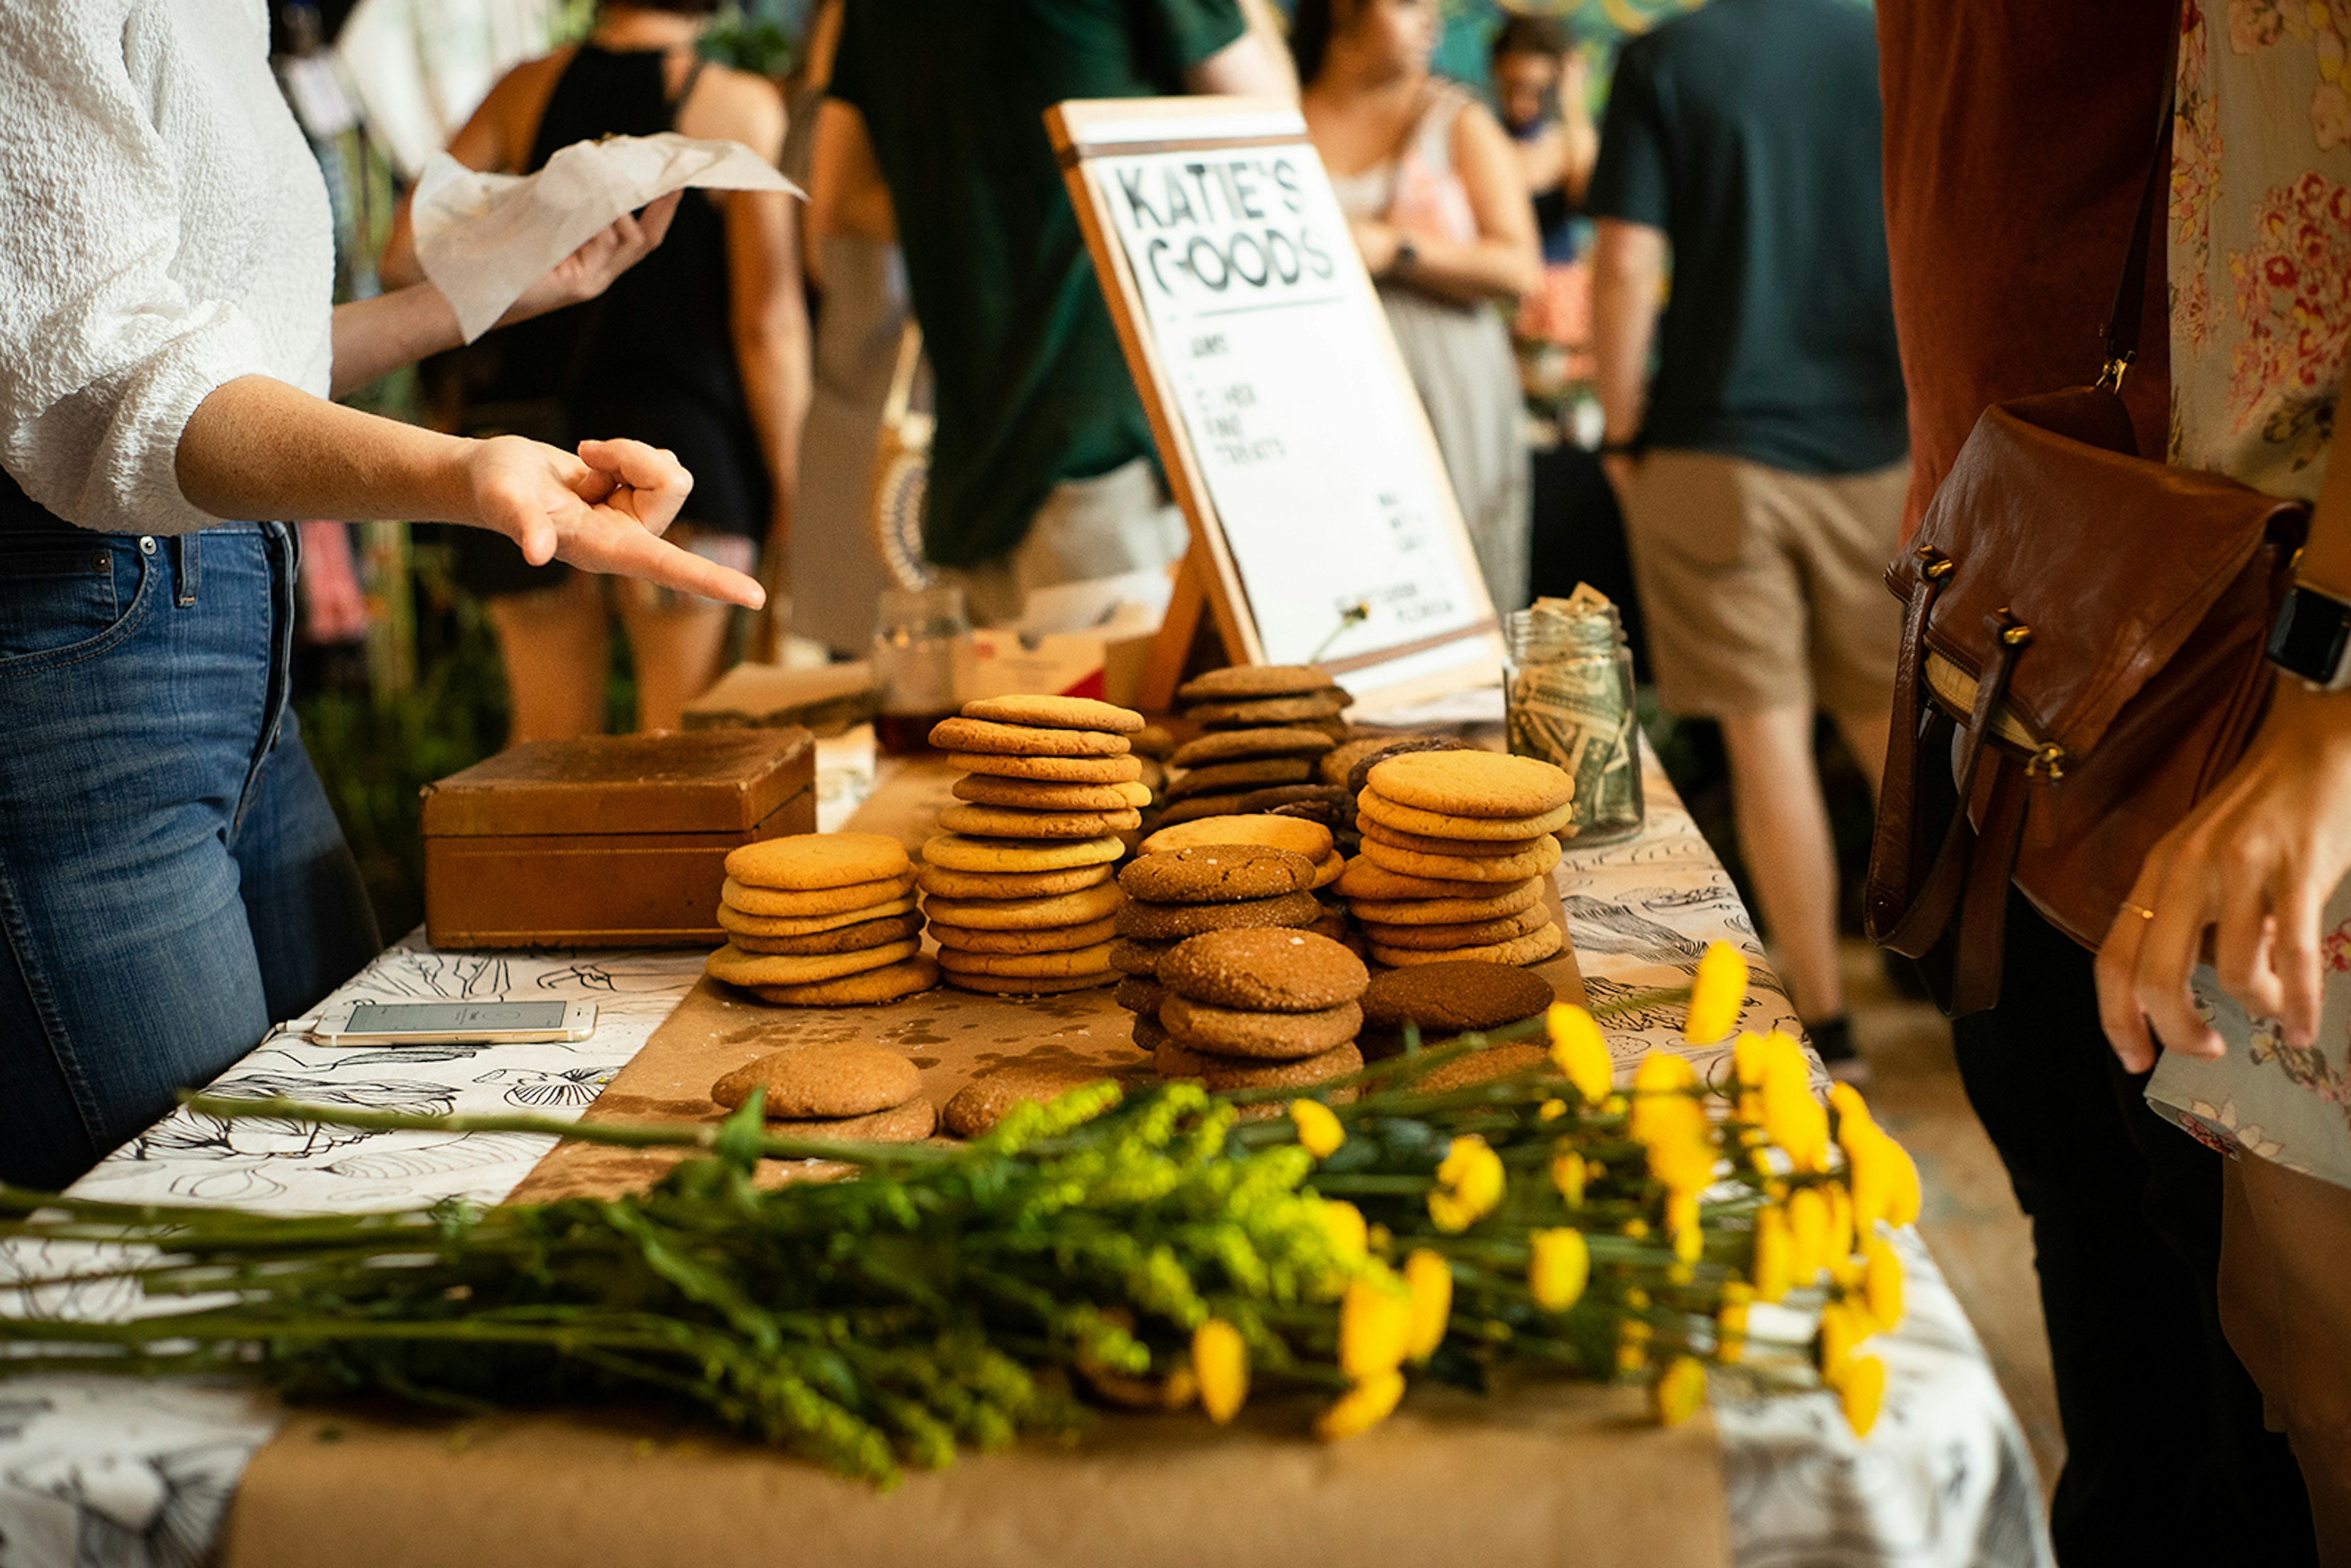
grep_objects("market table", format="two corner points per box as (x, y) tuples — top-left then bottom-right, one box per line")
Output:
(0, 745), (2050, 1568)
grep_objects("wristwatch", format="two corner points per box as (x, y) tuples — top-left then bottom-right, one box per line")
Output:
(2268, 578), (2351, 689)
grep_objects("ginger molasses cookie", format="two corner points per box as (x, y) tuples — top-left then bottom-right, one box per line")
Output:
(945, 751), (1145, 784)
(927, 916), (1119, 954)
(945, 969), (1117, 996)
(1109, 936), (1177, 975)
(929, 716), (1132, 757)
(1157, 928), (1368, 1012)
(937, 942), (1120, 978)
(937, 803), (1142, 839)
(707, 938), (921, 988)
(921, 832), (1125, 874)
(1116, 888), (1324, 940)
(1357, 817), (1550, 858)
(1415, 1041), (1554, 1091)
(726, 831), (910, 890)
(1155, 1037), (1363, 1092)
(729, 912), (925, 955)
(1140, 814), (1335, 862)
(919, 880), (1124, 931)
(1230, 782), (1352, 818)
(1365, 751), (1574, 818)
(1114, 974), (1168, 1014)
(748, 955), (941, 1005)
(711, 1041), (921, 1118)
(914, 861), (1114, 901)
(769, 1097), (938, 1142)
(959, 695), (1145, 733)
(1155, 793), (1257, 826)
(1131, 723), (1177, 759)
(1340, 736), (1474, 799)
(1357, 835), (1564, 884)
(1367, 921), (1564, 970)
(719, 895), (918, 937)
(952, 775), (1154, 812)
(1360, 959), (1558, 1036)
(723, 872), (917, 918)
(1189, 691), (1351, 728)
(1355, 789), (1575, 841)
(1120, 844), (1317, 904)
(944, 1062), (1121, 1138)
(1158, 995), (1363, 1059)
(1164, 758), (1313, 800)
(1170, 727), (1339, 768)
(1174, 664), (1337, 702)
(1357, 903), (1553, 950)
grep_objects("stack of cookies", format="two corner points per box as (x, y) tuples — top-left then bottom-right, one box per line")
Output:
(1150, 927), (1370, 1096)
(1110, 835), (1330, 1030)
(1161, 722), (1341, 828)
(921, 695), (1146, 995)
(711, 1040), (936, 1142)
(705, 832), (940, 1005)
(1341, 751), (1575, 969)
(1358, 961), (1558, 1084)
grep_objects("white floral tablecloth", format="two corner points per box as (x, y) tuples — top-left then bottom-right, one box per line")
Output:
(0, 747), (2050, 1568)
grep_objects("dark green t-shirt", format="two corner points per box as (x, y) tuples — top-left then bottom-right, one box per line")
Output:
(830, 0), (1245, 568)
(1585, 0), (1907, 475)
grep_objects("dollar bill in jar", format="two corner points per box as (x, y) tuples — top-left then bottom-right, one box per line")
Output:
(1505, 587), (1644, 846)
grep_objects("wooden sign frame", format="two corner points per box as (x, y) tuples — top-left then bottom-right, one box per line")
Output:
(1048, 96), (1506, 711)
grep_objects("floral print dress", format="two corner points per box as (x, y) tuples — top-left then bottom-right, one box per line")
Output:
(2147, 0), (2351, 1185)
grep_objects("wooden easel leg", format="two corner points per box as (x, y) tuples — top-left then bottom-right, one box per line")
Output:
(1137, 548), (1223, 713)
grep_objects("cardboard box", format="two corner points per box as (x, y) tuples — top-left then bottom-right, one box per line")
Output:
(421, 732), (814, 949)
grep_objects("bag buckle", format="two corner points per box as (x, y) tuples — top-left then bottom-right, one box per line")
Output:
(1916, 544), (1955, 580)
(2095, 352), (2135, 393)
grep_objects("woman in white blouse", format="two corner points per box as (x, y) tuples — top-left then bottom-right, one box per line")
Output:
(0, 3), (763, 1188)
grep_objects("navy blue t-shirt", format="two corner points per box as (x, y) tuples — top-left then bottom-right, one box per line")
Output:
(1586, 0), (1907, 475)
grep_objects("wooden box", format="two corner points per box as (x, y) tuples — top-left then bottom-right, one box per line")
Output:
(421, 731), (815, 950)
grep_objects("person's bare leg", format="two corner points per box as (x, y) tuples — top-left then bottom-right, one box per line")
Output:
(2230, 1151), (2351, 1556)
(487, 576), (609, 743)
(620, 591), (735, 733)
(1832, 706), (1892, 805)
(1718, 705), (1843, 1023)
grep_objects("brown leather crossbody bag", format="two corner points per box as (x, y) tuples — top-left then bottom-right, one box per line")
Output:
(1862, 67), (2311, 1018)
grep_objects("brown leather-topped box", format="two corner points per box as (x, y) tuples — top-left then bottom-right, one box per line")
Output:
(421, 730), (815, 950)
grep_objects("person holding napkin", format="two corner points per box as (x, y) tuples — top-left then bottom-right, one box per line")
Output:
(0, 2), (764, 1188)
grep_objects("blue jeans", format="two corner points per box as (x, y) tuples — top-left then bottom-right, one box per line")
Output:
(0, 498), (380, 1189)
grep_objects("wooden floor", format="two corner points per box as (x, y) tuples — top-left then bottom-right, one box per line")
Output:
(1838, 940), (2065, 1501)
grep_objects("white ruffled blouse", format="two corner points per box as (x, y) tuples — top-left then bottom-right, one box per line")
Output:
(0, 0), (334, 536)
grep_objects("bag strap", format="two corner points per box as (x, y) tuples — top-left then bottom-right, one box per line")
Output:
(2099, 6), (2181, 387)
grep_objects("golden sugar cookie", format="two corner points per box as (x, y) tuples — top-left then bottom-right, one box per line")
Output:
(725, 831), (910, 891)
(1356, 788), (1576, 841)
(1357, 904), (1553, 951)
(947, 750), (1144, 785)
(1355, 834), (1562, 884)
(1367, 920), (1564, 970)
(918, 879), (1125, 931)
(707, 937), (920, 988)
(1140, 813), (1334, 863)
(914, 861), (1113, 900)
(748, 955), (940, 1006)
(929, 716), (1131, 757)
(1169, 727), (1338, 768)
(1174, 665), (1338, 703)
(927, 915), (1120, 954)
(959, 694), (1146, 733)
(1310, 850), (1344, 890)
(951, 775), (1153, 812)
(1365, 751), (1574, 819)
(711, 1040), (920, 1118)
(1357, 817), (1549, 858)
(722, 872), (917, 918)
(1332, 856), (1501, 904)
(718, 895), (918, 937)
(921, 832), (1124, 874)
(935, 941), (1120, 978)
(943, 968), (1118, 996)
(727, 912), (925, 955)
(1114, 888), (1324, 941)
(937, 802), (1142, 840)
(1155, 1037), (1362, 1092)
(1120, 844), (1318, 904)
(1344, 880), (1546, 926)
(1158, 994), (1363, 1060)
(1157, 928), (1368, 1013)
(768, 1097), (937, 1142)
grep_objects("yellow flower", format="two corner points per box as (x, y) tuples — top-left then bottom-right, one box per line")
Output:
(1428, 1134), (1505, 1232)
(1340, 1274), (1413, 1381)
(1667, 1189), (1702, 1264)
(1731, 1030), (1772, 1123)
(1616, 1316), (1652, 1375)
(1717, 1286), (1752, 1364)
(1647, 1127), (1717, 1198)
(1547, 1002), (1613, 1102)
(1314, 1369), (1406, 1441)
(1539, 1098), (1567, 1122)
(1863, 1234), (1905, 1331)
(1321, 1199), (1369, 1263)
(1787, 1185), (1830, 1283)
(1528, 1227), (1591, 1311)
(1824, 1182), (1856, 1278)
(1403, 1249), (1452, 1362)
(1628, 1051), (1706, 1151)
(1550, 1146), (1586, 1206)
(1652, 1355), (1707, 1426)
(1760, 1033), (1831, 1172)
(1192, 1319), (1248, 1424)
(1840, 1354), (1887, 1438)
(1817, 1300), (1870, 1386)
(1290, 1099), (1345, 1158)
(1684, 941), (1748, 1044)
(1843, 1123), (1897, 1232)
(1752, 1205), (1793, 1302)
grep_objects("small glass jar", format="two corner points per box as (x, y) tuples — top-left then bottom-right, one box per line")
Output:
(1505, 596), (1645, 846)
(871, 585), (972, 755)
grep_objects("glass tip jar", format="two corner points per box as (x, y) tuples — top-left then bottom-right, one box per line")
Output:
(1504, 588), (1645, 846)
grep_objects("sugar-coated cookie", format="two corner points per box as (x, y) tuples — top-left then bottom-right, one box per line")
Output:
(1120, 844), (1317, 905)
(1357, 788), (1576, 841)
(1358, 904), (1553, 950)
(951, 775), (1153, 812)
(945, 750), (1144, 784)
(723, 872), (917, 918)
(1164, 757), (1313, 801)
(1157, 928), (1368, 1013)
(943, 1061), (1121, 1137)
(1356, 834), (1563, 884)
(936, 941), (1119, 978)
(1114, 974), (1168, 1014)
(928, 915), (1119, 954)
(1109, 936), (1177, 975)
(915, 861), (1114, 900)
(959, 695), (1145, 733)
(1140, 814), (1335, 863)
(1364, 751), (1575, 819)
(1155, 1037), (1363, 1092)
(1367, 920), (1564, 970)
(1114, 888), (1324, 940)
(1359, 959), (1558, 1034)
(728, 911), (925, 955)
(929, 716), (1131, 757)
(746, 955), (941, 1005)
(724, 831), (911, 891)
(1357, 817), (1550, 858)
(1158, 994), (1363, 1059)
(710, 1041), (921, 1117)
(707, 938), (920, 987)
(1170, 727), (1338, 768)
(1189, 691), (1351, 728)
(918, 879), (1124, 931)
(1174, 664), (1338, 702)
(768, 1096), (937, 1142)
(942, 968), (1118, 995)
(921, 831), (1124, 873)
(718, 895), (918, 937)
(937, 802), (1143, 839)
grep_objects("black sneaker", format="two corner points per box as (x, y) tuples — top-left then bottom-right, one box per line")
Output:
(1807, 1015), (1870, 1084)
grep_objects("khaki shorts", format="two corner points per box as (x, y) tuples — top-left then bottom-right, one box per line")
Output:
(1619, 449), (1908, 717)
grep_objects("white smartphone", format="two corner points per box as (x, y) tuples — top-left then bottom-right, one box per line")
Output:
(309, 1000), (598, 1045)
